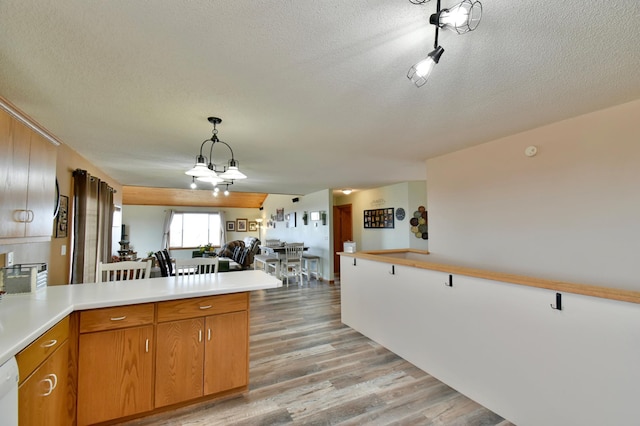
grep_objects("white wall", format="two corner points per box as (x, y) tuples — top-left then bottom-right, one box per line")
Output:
(260, 190), (332, 281)
(335, 181), (428, 252)
(427, 99), (640, 290)
(122, 205), (260, 260)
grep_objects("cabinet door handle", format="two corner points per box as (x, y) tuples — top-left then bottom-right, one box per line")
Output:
(41, 339), (58, 348)
(110, 316), (127, 321)
(208, 329), (211, 341)
(145, 338), (149, 353)
(14, 209), (28, 223)
(41, 373), (58, 396)
(27, 210), (35, 223)
(199, 305), (212, 310)
(199, 329), (203, 342)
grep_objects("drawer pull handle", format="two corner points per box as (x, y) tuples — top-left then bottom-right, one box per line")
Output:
(41, 339), (58, 348)
(199, 305), (212, 310)
(145, 338), (149, 353)
(110, 316), (127, 321)
(41, 373), (58, 396)
(199, 330), (203, 342)
(208, 329), (211, 341)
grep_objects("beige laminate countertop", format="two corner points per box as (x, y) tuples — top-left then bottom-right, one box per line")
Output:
(0, 270), (282, 366)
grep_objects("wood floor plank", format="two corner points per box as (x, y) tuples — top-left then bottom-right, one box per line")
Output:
(119, 280), (514, 426)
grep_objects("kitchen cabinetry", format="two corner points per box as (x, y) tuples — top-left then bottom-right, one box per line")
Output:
(0, 109), (57, 241)
(16, 316), (70, 426)
(77, 304), (155, 425)
(155, 293), (249, 408)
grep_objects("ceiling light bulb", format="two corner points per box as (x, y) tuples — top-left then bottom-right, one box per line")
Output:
(214, 187), (220, 193)
(408, 46), (444, 87)
(436, 0), (482, 34)
(212, 191), (218, 197)
(224, 189), (230, 196)
(342, 189), (353, 195)
(190, 179), (197, 189)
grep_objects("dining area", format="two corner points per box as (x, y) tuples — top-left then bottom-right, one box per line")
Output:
(254, 240), (321, 286)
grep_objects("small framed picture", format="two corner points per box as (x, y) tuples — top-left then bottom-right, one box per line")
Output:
(236, 218), (248, 232)
(249, 221), (258, 232)
(226, 221), (235, 231)
(55, 195), (69, 238)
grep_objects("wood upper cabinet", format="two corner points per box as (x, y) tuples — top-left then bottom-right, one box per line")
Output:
(77, 306), (155, 426)
(25, 131), (57, 237)
(0, 109), (56, 240)
(18, 340), (69, 426)
(0, 111), (30, 238)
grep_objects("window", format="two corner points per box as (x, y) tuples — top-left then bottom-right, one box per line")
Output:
(169, 212), (222, 248)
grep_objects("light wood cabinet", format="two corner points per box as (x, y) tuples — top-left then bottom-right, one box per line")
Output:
(155, 293), (249, 408)
(72, 292), (250, 423)
(77, 305), (155, 425)
(16, 317), (71, 426)
(154, 318), (204, 407)
(18, 340), (69, 426)
(0, 109), (56, 241)
(204, 310), (248, 395)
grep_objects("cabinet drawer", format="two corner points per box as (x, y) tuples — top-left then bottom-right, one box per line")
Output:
(79, 303), (155, 333)
(16, 316), (69, 384)
(157, 292), (249, 322)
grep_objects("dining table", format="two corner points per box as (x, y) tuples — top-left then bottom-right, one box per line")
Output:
(258, 244), (308, 278)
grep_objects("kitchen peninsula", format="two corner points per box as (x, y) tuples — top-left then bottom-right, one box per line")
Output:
(0, 270), (281, 425)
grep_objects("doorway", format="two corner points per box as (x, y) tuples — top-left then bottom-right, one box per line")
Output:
(333, 204), (352, 276)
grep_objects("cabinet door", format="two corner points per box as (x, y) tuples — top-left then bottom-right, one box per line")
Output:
(0, 113), (30, 238)
(19, 340), (69, 426)
(204, 311), (248, 395)
(77, 325), (154, 425)
(155, 318), (204, 408)
(25, 131), (56, 237)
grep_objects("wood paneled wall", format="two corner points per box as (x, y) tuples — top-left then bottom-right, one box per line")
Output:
(122, 186), (267, 208)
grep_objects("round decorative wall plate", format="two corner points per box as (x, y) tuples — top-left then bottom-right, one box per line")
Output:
(395, 208), (405, 221)
(410, 206), (428, 239)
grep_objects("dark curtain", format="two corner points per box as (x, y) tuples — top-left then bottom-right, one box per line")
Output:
(71, 169), (115, 284)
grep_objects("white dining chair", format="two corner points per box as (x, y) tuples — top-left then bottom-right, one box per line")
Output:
(174, 257), (219, 277)
(280, 243), (305, 286)
(96, 260), (152, 283)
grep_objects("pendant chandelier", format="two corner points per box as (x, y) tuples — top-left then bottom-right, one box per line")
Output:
(185, 117), (247, 194)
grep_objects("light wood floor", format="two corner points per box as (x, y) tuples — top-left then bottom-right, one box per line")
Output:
(121, 279), (514, 425)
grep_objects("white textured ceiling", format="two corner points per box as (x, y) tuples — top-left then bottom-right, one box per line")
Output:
(1, 0), (639, 196)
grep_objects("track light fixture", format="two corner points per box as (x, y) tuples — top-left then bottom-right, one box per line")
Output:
(185, 117), (247, 192)
(408, 0), (482, 87)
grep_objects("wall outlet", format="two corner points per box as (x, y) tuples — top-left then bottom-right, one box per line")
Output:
(7, 251), (14, 266)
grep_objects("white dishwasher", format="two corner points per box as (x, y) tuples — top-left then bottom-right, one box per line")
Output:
(0, 357), (19, 426)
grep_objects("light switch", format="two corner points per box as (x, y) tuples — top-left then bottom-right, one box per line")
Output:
(61, 245), (67, 256)
(7, 251), (14, 266)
